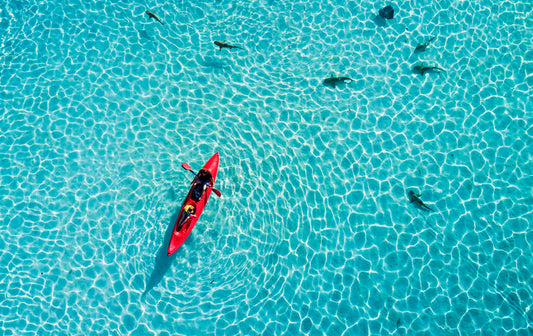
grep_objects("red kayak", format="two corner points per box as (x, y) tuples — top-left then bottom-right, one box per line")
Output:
(167, 152), (220, 256)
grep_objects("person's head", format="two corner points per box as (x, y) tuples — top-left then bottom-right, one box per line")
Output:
(198, 169), (212, 182)
(184, 204), (195, 214)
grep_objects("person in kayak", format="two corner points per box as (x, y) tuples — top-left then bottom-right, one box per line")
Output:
(191, 169), (213, 202)
(176, 203), (196, 231)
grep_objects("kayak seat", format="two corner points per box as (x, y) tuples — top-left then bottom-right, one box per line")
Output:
(191, 183), (204, 202)
(191, 171), (212, 202)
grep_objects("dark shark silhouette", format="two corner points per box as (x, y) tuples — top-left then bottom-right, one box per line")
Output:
(378, 5), (394, 19)
(415, 36), (437, 53)
(214, 41), (243, 51)
(146, 11), (164, 25)
(408, 190), (435, 212)
(412, 63), (446, 76)
(323, 75), (353, 88)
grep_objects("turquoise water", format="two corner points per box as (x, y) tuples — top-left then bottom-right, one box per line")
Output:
(1, 0), (532, 334)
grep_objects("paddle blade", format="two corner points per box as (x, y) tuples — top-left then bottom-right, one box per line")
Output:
(181, 163), (197, 176)
(212, 188), (222, 197)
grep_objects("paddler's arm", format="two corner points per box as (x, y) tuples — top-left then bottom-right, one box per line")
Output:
(206, 181), (222, 197)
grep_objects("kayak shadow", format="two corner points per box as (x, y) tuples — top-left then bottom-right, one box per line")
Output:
(142, 209), (179, 298)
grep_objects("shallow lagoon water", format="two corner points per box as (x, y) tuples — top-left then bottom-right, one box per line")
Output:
(0, 0), (532, 335)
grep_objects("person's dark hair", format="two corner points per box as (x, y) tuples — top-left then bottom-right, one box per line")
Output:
(198, 169), (212, 181)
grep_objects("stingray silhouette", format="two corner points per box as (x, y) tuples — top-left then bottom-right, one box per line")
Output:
(379, 5), (394, 19)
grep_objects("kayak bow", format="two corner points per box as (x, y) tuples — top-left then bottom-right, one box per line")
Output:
(167, 152), (220, 256)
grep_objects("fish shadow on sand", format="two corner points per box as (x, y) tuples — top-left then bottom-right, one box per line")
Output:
(199, 56), (227, 70)
(372, 15), (387, 27)
(138, 30), (151, 40)
(142, 208), (180, 298)
(414, 36), (437, 54)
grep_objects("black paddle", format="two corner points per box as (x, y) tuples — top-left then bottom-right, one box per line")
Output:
(181, 163), (222, 197)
